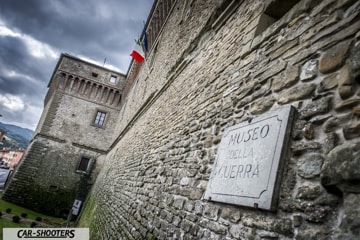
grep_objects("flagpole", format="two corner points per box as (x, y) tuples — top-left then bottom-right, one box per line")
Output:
(142, 21), (151, 76)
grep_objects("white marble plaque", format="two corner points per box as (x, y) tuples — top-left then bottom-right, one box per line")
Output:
(204, 106), (295, 210)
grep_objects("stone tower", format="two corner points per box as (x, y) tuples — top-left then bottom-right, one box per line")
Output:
(3, 53), (126, 217)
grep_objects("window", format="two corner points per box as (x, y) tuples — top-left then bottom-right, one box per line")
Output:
(94, 111), (106, 127)
(77, 157), (90, 172)
(109, 75), (117, 84)
(254, 0), (300, 37)
(92, 72), (98, 78)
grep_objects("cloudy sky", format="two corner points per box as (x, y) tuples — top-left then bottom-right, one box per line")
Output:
(0, 0), (154, 131)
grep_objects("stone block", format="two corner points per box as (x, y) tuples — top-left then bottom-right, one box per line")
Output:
(333, 193), (360, 239)
(250, 95), (276, 115)
(335, 97), (360, 111)
(323, 132), (339, 155)
(297, 153), (324, 179)
(299, 96), (332, 119)
(203, 204), (220, 221)
(338, 64), (354, 96)
(321, 139), (360, 193)
(229, 224), (255, 239)
(304, 205), (331, 223)
(295, 227), (332, 240)
(273, 65), (299, 92)
(173, 198), (185, 210)
(300, 59), (318, 81)
(319, 41), (351, 74)
(296, 183), (323, 200)
(303, 123), (315, 140)
(343, 121), (360, 140)
(349, 40), (360, 81)
(318, 72), (339, 92)
(278, 83), (316, 104)
(291, 141), (322, 155)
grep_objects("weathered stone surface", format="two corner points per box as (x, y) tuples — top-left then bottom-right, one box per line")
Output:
(299, 96), (332, 119)
(203, 204), (219, 221)
(280, 168), (297, 198)
(321, 139), (360, 193)
(314, 192), (340, 207)
(242, 215), (293, 236)
(335, 97), (360, 111)
(303, 123), (315, 140)
(291, 141), (322, 155)
(318, 72), (339, 92)
(293, 215), (303, 227)
(343, 120), (360, 140)
(273, 65), (299, 92)
(278, 83), (316, 104)
(278, 198), (297, 212)
(220, 207), (241, 223)
(298, 153), (324, 179)
(229, 224), (255, 239)
(300, 59), (318, 81)
(322, 113), (351, 133)
(353, 105), (360, 117)
(338, 64), (355, 99)
(319, 41), (351, 74)
(333, 193), (360, 240)
(349, 41), (360, 82)
(296, 183), (323, 200)
(249, 95), (276, 115)
(323, 132), (339, 155)
(338, 85), (355, 100)
(304, 205), (331, 223)
(256, 60), (287, 84)
(295, 227), (332, 240)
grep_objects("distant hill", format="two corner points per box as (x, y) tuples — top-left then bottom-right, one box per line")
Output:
(0, 122), (34, 148)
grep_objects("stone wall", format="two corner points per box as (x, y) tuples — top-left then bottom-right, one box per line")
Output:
(41, 92), (121, 151)
(79, 0), (360, 239)
(3, 137), (102, 216)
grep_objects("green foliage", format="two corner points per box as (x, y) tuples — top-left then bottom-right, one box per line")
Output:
(0, 218), (27, 237)
(0, 122), (33, 148)
(12, 215), (20, 223)
(35, 216), (42, 221)
(31, 222), (37, 228)
(77, 195), (95, 227)
(0, 193), (64, 224)
(5, 208), (11, 213)
(21, 213), (28, 218)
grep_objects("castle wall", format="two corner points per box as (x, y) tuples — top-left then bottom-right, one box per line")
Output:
(80, 0), (360, 239)
(41, 92), (120, 151)
(3, 137), (102, 216)
(3, 54), (124, 218)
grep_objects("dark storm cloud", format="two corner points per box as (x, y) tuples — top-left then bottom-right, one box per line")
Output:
(0, 0), (151, 70)
(0, 36), (54, 89)
(0, 0), (154, 130)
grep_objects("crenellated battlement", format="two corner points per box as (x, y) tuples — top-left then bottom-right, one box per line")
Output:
(44, 53), (126, 109)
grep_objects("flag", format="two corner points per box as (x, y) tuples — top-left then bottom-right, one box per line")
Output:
(143, 28), (148, 52)
(130, 39), (145, 63)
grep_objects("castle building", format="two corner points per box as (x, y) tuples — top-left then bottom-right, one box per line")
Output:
(0, 148), (24, 169)
(4, 0), (360, 239)
(3, 54), (126, 217)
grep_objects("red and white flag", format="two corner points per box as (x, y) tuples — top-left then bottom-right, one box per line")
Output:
(130, 39), (145, 63)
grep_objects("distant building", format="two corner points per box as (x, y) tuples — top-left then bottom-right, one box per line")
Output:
(3, 53), (126, 217)
(0, 148), (24, 169)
